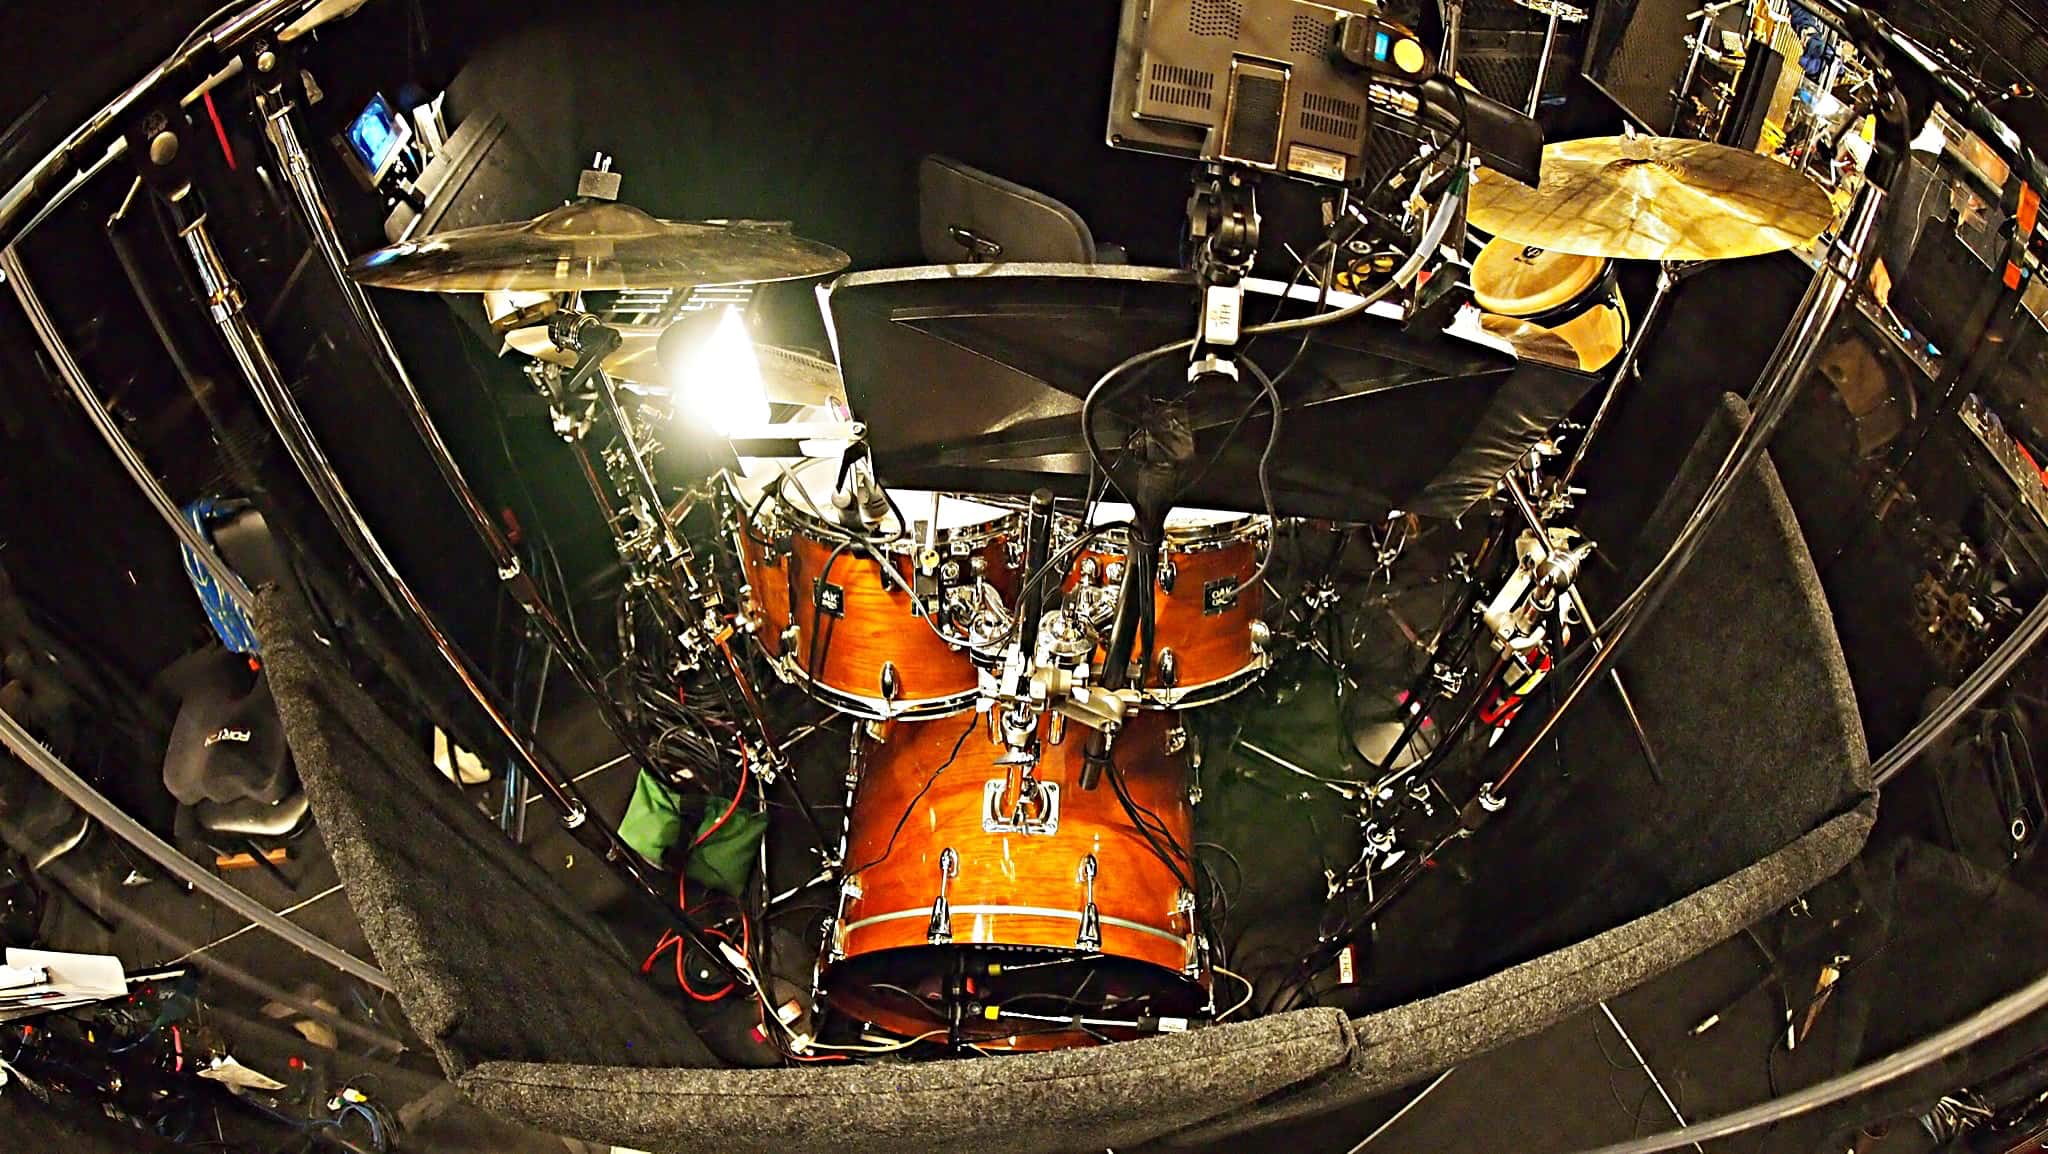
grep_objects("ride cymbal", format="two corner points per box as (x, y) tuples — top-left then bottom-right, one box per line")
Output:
(348, 200), (850, 292)
(1468, 136), (1834, 262)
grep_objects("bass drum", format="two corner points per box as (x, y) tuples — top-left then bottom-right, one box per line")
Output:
(1470, 238), (1631, 373)
(821, 710), (1207, 1050)
(728, 457), (1019, 719)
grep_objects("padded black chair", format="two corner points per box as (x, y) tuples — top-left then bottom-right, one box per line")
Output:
(918, 154), (1125, 264)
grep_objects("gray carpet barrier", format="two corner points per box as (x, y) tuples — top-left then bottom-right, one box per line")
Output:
(1166, 392), (1877, 1144)
(259, 388), (1871, 1153)
(460, 1008), (1357, 1154)
(254, 591), (715, 1074)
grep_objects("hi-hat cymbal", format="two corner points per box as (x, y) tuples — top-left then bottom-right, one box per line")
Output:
(1468, 136), (1834, 262)
(349, 200), (850, 292)
(495, 323), (846, 408)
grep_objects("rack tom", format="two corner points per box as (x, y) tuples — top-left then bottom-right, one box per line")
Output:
(1064, 505), (1272, 709)
(728, 458), (1019, 719)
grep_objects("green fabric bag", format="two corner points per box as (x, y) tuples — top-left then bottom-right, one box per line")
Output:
(617, 770), (767, 896)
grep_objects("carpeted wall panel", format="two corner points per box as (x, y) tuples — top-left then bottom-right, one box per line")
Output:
(1358, 392), (1871, 1005)
(1164, 393), (1876, 1143)
(254, 590), (714, 1074)
(1162, 803), (1875, 1146)
(459, 1006), (1356, 1154)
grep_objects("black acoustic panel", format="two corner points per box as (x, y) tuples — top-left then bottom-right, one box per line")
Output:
(824, 265), (1597, 522)
(1583, 0), (1698, 131)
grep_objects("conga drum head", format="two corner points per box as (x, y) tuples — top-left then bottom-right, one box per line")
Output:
(1470, 237), (1630, 373)
(1470, 239), (1605, 318)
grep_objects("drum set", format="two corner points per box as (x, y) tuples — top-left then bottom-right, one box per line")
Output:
(343, 126), (1839, 1053)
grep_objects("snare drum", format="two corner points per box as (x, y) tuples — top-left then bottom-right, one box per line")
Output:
(728, 458), (1019, 719)
(822, 710), (1206, 1050)
(1064, 505), (1272, 708)
(1470, 238), (1631, 373)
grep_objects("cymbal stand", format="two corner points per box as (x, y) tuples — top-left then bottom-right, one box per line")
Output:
(1520, 0), (1589, 117)
(1439, 0), (1472, 252)
(1558, 259), (1708, 496)
(250, 79), (672, 790)
(553, 313), (791, 780)
(150, 176), (745, 984)
(1672, 0), (1748, 135)
(1499, 471), (1663, 780)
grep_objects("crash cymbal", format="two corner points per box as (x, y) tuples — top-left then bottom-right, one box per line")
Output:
(1468, 136), (1834, 262)
(349, 200), (850, 292)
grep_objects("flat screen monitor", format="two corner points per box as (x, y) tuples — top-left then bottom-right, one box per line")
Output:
(345, 92), (410, 186)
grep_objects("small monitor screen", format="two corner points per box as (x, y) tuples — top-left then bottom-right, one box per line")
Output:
(346, 93), (406, 182)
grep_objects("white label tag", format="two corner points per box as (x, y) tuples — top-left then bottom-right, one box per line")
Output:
(1337, 945), (1357, 986)
(1203, 284), (1242, 346)
(1156, 1016), (1189, 1033)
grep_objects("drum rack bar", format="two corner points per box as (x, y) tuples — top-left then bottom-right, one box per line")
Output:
(0, 246), (254, 610)
(251, 84), (666, 785)
(165, 200), (743, 980)
(0, 0), (312, 248)
(0, 701), (393, 992)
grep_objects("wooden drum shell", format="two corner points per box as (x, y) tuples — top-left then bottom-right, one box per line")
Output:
(823, 711), (1201, 1044)
(735, 513), (1014, 719)
(1071, 528), (1267, 708)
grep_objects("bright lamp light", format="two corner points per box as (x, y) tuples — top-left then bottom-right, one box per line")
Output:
(661, 306), (769, 436)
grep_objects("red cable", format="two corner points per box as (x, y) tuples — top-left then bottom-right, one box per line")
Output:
(202, 91), (236, 170)
(691, 746), (751, 850)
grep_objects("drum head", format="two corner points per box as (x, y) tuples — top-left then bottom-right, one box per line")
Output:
(1082, 502), (1261, 547)
(1471, 239), (1607, 318)
(731, 456), (1012, 536)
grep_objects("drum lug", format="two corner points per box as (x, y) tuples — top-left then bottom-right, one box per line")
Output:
(1184, 931), (1211, 980)
(879, 662), (901, 709)
(983, 776), (1060, 836)
(1103, 560), (1125, 585)
(1076, 854), (1102, 953)
(1250, 620), (1272, 653)
(779, 623), (801, 653)
(926, 848), (958, 945)
(1078, 556), (1100, 585)
(1157, 557), (1177, 594)
(1156, 648), (1178, 688)
(1047, 709), (1068, 746)
(1164, 721), (1188, 756)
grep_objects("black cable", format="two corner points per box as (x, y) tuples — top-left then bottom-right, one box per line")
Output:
(842, 713), (980, 876)
(1228, 358), (1284, 599)
(805, 541), (852, 683)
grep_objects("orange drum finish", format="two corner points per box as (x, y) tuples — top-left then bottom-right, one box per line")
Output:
(738, 517), (1011, 718)
(728, 459), (1018, 719)
(822, 711), (1204, 1048)
(1068, 509), (1270, 708)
